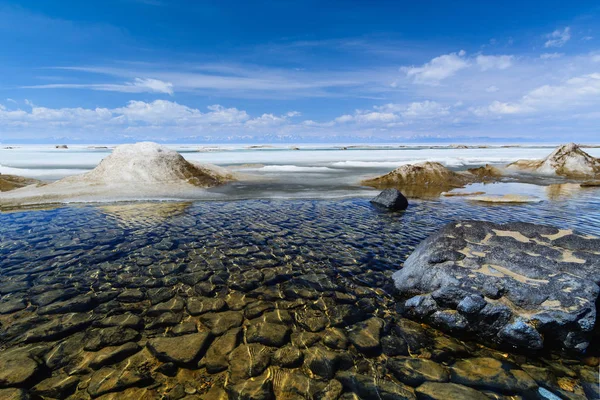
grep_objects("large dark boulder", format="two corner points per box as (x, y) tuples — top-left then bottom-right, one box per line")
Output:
(393, 220), (600, 353)
(370, 189), (408, 210)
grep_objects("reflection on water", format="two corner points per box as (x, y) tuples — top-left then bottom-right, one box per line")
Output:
(100, 202), (193, 228)
(0, 196), (599, 399)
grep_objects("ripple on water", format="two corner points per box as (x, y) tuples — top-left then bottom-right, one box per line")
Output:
(0, 196), (599, 399)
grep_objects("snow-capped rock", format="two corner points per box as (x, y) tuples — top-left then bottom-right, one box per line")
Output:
(361, 161), (474, 198)
(507, 143), (600, 178)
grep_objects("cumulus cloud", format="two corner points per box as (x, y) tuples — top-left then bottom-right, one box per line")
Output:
(476, 55), (513, 70)
(544, 27), (571, 48)
(402, 50), (469, 85)
(481, 73), (600, 115)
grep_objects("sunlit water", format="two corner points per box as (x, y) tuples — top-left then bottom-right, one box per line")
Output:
(0, 193), (599, 398)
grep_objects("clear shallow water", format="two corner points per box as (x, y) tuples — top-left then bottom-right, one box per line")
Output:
(0, 197), (599, 398)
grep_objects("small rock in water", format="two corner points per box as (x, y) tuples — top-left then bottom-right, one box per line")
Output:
(370, 189), (409, 211)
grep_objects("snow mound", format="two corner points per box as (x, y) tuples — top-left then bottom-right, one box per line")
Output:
(0, 142), (235, 207)
(63, 142), (231, 186)
(508, 143), (600, 178)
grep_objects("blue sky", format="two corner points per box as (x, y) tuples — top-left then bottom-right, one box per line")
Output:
(0, 0), (599, 143)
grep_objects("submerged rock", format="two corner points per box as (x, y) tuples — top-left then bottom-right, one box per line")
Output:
(146, 332), (212, 367)
(394, 220), (600, 353)
(361, 162), (473, 198)
(370, 189), (409, 211)
(507, 143), (600, 178)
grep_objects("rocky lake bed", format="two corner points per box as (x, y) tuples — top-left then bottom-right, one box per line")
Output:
(0, 195), (599, 399)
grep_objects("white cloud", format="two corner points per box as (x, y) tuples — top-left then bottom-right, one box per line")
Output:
(485, 86), (499, 93)
(334, 115), (354, 123)
(544, 27), (571, 48)
(540, 52), (563, 60)
(286, 111), (302, 117)
(476, 55), (513, 70)
(23, 77), (175, 95)
(402, 50), (469, 85)
(483, 73), (600, 115)
(376, 101), (450, 118)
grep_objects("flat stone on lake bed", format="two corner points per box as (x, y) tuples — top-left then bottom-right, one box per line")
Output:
(146, 332), (212, 366)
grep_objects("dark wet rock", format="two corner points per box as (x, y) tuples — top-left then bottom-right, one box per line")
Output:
(291, 331), (322, 348)
(200, 311), (244, 335)
(370, 189), (409, 211)
(31, 374), (79, 398)
(336, 371), (416, 400)
(247, 322), (291, 347)
(347, 317), (383, 355)
(203, 385), (229, 400)
(303, 346), (352, 379)
(226, 370), (273, 400)
(44, 332), (86, 370)
(0, 350), (39, 388)
(456, 295), (486, 315)
(244, 301), (275, 319)
(498, 319), (544, 350)
(323, 327), (349, 350)
(0, 281), (30, 295)
(430, 310), (468, 332)
(117, 289), (145, 302)
(171, 321), (198, 336)
(415, 382), (490, 400)
(0, 299), (26, 314)
(404, 295), (437, 318)
(89, 342), (141, 369)
(30, 287), (78, 307)
(84, 326), (139, 351)
(387, 357), (449, 387)
(229, 269), (264, 291)
(147, 332), (212, 367)
(429, 336), (471, 362)
(394, 319), (431, 354)
(203, 328), (240, 373)
(381, 334), (409, 357)
(37, 293), (97, 315)
(450, 357), (538, 395)
(146, 311), (183, 329)
(87, 367), (150, 398)
(271, 368), (326, 399)
(186, 297), (227, 315)
(0, 388), (29, 399)
(295, 308), (329, 332)
(96, 313), (142, 329)
(261, 309), (293, 325)
(147, 287), (175, 305)
(289, 273), (340, 292)
(394, 220), (600, 352)
(272, 346), (303, 368)
(228, 343), (271, 383)
(328, 303), (368, 327)
(316, 379), (343, 400)
(155, 362), (178, 377)
(147, 296), (185, 316)
(25, 312), (94, 342)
